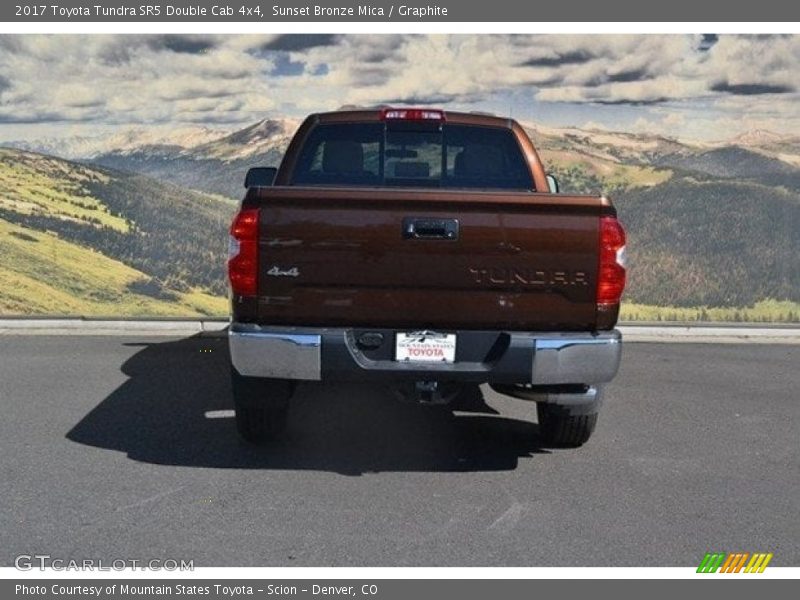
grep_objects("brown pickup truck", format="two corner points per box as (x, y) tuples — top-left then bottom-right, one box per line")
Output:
(227, 108), (626, 447)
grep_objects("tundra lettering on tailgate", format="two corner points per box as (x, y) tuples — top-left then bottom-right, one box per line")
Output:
(468, 267), (589, 287)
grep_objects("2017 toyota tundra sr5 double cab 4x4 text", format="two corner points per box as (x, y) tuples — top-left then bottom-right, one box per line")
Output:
(227, 108), (627, 447)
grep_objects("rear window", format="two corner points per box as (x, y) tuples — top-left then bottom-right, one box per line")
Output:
(290, 122), (533, 190)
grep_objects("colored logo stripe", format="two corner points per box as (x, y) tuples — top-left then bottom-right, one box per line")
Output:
(720, 553), (749, 573)
(744, 553), (773, 573)
(697, 552), (726, 573)
(697, 552), (773, 573)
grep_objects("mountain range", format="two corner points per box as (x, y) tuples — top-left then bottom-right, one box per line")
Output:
(1, 117), (798, 317)
(11, 118), (800, 199)
(85, 119), (299, 199)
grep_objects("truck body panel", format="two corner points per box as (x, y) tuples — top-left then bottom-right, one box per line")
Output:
(249, 187), (609, 330)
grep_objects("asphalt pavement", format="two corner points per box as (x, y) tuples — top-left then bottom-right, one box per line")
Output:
(0, 335), (797, 567)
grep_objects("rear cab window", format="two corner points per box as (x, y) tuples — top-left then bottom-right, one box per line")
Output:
(290, 121), (533, 190)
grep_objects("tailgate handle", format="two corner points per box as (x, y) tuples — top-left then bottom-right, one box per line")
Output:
(402, 217), (459, 240)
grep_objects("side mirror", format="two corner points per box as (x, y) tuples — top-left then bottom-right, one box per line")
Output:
(546, 174), (560, 194)
(245, 167), (277, 188)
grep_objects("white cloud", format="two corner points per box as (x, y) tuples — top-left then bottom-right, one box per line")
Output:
(0, 34), (799, 139)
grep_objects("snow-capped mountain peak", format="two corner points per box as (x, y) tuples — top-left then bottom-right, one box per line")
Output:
(730, 129), (791, 147)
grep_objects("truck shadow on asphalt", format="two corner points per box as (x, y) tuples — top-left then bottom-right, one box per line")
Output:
(66, 335), (551, 474)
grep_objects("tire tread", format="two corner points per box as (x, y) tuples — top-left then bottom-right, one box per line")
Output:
(537, 403), (598, 447)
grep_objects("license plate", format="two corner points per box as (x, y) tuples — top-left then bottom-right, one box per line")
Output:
(395, 331), (456, 363)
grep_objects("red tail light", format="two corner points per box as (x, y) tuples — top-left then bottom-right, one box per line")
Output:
(597, 216), (627, 306)
(380, 107), (445, 122)
(228, 207), (259, 296)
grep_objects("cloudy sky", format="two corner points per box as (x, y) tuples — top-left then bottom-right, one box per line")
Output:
(1, 34), (799, 142)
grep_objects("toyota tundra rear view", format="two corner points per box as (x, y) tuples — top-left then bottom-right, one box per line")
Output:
(227, 108), (627, 447)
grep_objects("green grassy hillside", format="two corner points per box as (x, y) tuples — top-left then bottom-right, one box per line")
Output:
(0, 148), (233, 316)
(620, 299), (800, 323)
(0, 149), (129, 231)
(0, 219), (225, 315)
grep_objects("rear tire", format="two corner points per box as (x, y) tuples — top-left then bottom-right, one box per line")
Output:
(536, 402), (598, 447)
(231, 367), (295, 443)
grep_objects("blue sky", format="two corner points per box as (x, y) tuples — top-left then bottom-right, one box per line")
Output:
(0, 34), (798, 142)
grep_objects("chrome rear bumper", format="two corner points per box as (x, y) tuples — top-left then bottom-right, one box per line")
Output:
(229, 323), (622, 385)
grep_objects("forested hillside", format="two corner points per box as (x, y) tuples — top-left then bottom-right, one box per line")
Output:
(0, 148), (233, 315)
(615, 176), (799, 307)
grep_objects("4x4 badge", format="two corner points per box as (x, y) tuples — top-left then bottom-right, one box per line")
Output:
(266, 266), (300, 277)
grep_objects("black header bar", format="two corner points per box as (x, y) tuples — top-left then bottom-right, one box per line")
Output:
(3, 0), (800, 22)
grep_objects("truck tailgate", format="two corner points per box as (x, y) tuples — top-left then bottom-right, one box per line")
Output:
(253, 187), (606, 331)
